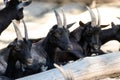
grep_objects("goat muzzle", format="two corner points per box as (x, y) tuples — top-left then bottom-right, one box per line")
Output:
(93, 45), (99, 51)
(26, 58), (33, 66)
(66, 44), (73, 51)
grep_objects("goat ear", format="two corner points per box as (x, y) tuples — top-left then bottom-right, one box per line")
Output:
(7, 41), (16, 48)
(52, 25), (58, 29)
(111, 22), (116, 28)
(100, 24), (109, 28)
(66, 22), (76, 29)
(79, 21), (85, 27)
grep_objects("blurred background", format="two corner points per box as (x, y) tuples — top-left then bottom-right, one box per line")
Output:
(0, 0), (120, 52)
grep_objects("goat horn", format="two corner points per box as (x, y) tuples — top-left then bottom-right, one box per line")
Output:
(12, 21), (23, 41)
(61, 9), (67, 29)
(93, 0), (100, 27)
(86, 6), (97, 27)
(96, 7), (100, 27)
(22, 19), (28, 40)
(54, 63), (68, 79)
(54, 63), (74, 80)
(17, 0), (32, 9)
(54, 9), (63, 28)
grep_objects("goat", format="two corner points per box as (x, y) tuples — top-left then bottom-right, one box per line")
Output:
(99, 22), (120, 45)
(0, 0), (32, 35)
(80, 20), (120, 55)
(54, 12), (85, 64)
(21, 9), (73, 76)
(78, 7), (108, 56)
(98, 22), (120, 52)
(0, 20), (33, 79)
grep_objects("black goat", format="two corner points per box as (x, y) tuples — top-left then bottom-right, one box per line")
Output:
(98, 22), (120, 52)
(78, 7), (108, 56)
(100, 22), (120, 45)
(0, 20), (33, 79)
(54, 15), (85, 64)
(22, 9), (73, 76)
(80, 21), (120, 55)
(0, 0), (32, 35)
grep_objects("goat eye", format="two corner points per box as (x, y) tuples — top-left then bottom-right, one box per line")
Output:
(54, 32), (60, 38)
(15, 45), (21, 51)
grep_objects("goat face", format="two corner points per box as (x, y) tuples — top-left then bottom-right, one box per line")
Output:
(8, 38), (33, 66)
(48, 25), (73, 51)
(8, 20), (33, 66)
(90, 27), (101, 53)
(49, 9), (73, 51)
(81, 22), (101, 54)
(5, 0), (32, 21)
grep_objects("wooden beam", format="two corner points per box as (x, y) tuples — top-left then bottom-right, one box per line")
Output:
(16, 52), (120, 80)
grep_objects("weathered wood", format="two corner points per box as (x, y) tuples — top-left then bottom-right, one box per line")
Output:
(17, 52), (120, 80)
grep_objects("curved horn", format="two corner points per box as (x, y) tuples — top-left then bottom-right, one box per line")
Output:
(86, 6), (97, 27)
(54, 63), (74, 80)
(54, 64), (68, 79)
(13, 21), (23, 41)
(17, 0), (32, 9)
(54, 9), (63, 28)
(61, 9), (67, 29)
(92, 1), (100, 27)
(96, 8), (100, 27)
(22, 19), (28, 40)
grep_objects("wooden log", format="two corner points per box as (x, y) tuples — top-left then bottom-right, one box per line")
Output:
(17, 52), (120, 80)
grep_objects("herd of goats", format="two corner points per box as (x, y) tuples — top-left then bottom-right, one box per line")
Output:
(0, 0), (120, 80)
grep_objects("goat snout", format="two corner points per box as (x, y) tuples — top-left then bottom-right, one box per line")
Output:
(26, 58), (33, 65)
(66, 44), (73, 51)
(94, 45), (99, 50)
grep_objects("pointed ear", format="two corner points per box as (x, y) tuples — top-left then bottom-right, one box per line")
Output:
(100, 24), (109, 28)
(111, 22), (116, 28)
(66, 22), (76, 29)
(79, 21), (85, 27)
